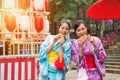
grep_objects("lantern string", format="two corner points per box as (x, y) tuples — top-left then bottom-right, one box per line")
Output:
(0, 9), (50, 16)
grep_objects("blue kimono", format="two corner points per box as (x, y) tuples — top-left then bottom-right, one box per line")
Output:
(40, 35), (72, 80)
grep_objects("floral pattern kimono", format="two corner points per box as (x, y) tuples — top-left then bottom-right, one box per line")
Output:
(40, 35), (72, 80)
(71, 36), (107, 80)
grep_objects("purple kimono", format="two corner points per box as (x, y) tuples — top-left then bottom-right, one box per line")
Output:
(71, 36), (107, 80)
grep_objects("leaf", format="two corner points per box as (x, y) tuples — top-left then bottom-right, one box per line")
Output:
(56, 0), (62, 5)
(80, 0), (87, 5)
(48, 0), (53, 2)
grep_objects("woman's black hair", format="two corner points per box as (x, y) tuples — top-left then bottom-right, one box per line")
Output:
(58, 20), (71, 29)
(74, 20), (85, 31)
(74, 20), (90, 33)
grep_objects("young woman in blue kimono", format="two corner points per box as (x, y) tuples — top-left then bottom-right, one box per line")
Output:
(71, 20), (107, 80)
(39, 20), (72, 80)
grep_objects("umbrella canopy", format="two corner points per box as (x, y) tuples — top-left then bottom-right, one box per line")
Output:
(87, 0), (120, 20)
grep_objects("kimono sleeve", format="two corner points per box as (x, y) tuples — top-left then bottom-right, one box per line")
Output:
(39, 35), (52, 77)
(71, 41), (79, 64)
(39, 35), (51, 61)
(63, 41), (72, 70)
(95, 37), (107, 62)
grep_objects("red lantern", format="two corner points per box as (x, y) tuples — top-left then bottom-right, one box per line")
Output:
(25, 31), (29, 39)
(25, 34), (28, 39)
(18, 0), (30, 9)
(34, 16), (44, 32)
(45, 0), (49, 12)
(15, 29), (22, 39)
(4, 13), (16, 32)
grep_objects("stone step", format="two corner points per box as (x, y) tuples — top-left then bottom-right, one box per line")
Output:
(106, 52), (120, 54)
(106, 68), (120, 74)
(106, 48), (120, 51)
(105, 64), (120, 69)
(106, 56), (120, 59)
(107, 53), (120, 55)
(105, 61), (120, 65)
(106, 49), (120, 53)
(105, 59), (120, 62)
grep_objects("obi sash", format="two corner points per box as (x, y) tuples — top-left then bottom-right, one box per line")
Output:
(48, 51), (59, 64)
(86, 55), (96, 68)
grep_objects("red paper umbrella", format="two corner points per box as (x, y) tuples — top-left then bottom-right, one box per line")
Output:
(87, 0), (120, 20)
(34, 16), (44, 32)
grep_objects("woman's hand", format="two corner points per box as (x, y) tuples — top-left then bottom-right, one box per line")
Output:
(88, 36), (96, 46)
(53, 34), (64, 43)
(47, 34), (63, 54)
(79, 35), (88, 46)
(59, 37), (65, 57)
(59, 36), (65, 45)
(53, 35), (60, 43)
(88, 35), (93, 42)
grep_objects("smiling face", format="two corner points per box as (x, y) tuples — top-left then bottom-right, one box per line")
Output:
(58, 22), (70, 36)
(75, 23), (87, 38)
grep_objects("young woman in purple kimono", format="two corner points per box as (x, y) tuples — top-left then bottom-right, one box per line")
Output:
(71, 20), (107, 80)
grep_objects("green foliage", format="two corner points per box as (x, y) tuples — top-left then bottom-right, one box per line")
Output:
(91, 0), (97, 3)
(56, 0), (62, 5)
(54, 11), (77, 24)
(48, 0), (98, 33)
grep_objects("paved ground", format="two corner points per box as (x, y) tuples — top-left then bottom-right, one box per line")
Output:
(65, 70), (120, 80)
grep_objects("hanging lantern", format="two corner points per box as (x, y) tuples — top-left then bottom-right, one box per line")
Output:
(4, 13), (16, 32)
(45, 0), (49, 12)
(0, 29), (1, 38)
(4, 0), (15, 9)
(0, 0), (2, 9)
(34, 16), (44, 32)
(18, 0), (30, 9)
(0, 13), (2, 27)
(34, 0), (44, 11)
(25, 31), (28, 39)
(0, 22), (2, 28)
(44, 18), (49, 33)
(20, 15), (30, 31)
(15, 29), (22, 39)
(0, 13), (1, 22)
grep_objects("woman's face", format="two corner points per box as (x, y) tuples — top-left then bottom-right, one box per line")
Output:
(59, 23), (70, 36)
(75, 23), (87, 37)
